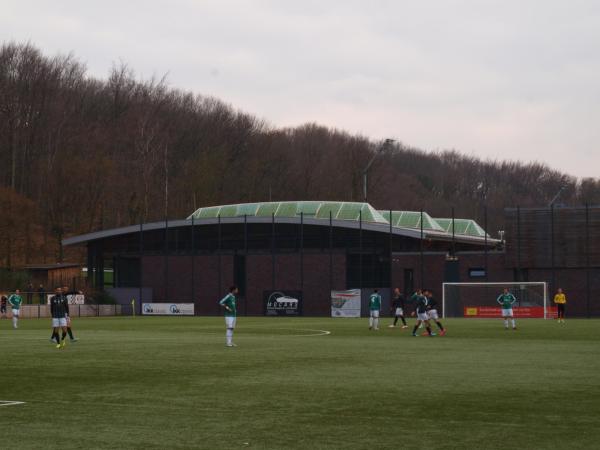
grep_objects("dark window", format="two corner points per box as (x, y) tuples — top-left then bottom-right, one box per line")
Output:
(469, 268), (486, 278)
(403, 269), (414, 295)
(234, 255), (246, 296)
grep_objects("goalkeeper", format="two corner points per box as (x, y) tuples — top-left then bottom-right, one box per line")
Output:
(496, 288), (517, 330)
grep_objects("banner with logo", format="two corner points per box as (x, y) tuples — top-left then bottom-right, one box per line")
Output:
(464, 306), (556, 318)
(46, 294), (85, 305)
(331, 289), (361, 317)
(142, 303), (195, 316)
(264, 291), (302, 316)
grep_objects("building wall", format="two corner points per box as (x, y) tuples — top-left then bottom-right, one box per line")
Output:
(141, 255), (234, 315)
(140, 251), (598, 316)
(141, 252), (345, 316)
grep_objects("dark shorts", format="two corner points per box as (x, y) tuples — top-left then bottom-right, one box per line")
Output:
(557, 303), (566, 314)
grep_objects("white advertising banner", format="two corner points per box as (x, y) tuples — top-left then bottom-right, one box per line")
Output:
(331, 289), (362, 317)
(142, 303), (195, 316)
(46, 294), (85, 305)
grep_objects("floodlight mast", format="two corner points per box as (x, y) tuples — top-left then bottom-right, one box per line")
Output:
(363, 138), (394, 203)
(549, 185), (566, 207)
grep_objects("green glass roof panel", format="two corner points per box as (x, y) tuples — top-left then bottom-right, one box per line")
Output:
(275, 202), (298, 217)
(193, 206), (220, 219)
(379, 210), (445, 231)
(218, 205), (239, 218)
(434, 218), (487, 238)
(297, 201), (321, 217)
(256, 203), (279, 217)
(337, 203), (364, 220)
(315, 202), (343, 219)
(237, 203), (260, 216)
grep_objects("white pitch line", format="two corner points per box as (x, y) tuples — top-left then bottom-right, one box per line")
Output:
(272, 328), (331, 337)
(0, 401), (25, 407)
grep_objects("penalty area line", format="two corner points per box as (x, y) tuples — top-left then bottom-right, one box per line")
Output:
(240, 327), (331, 337)
(0, 401), (26, 407)
(275, 328), (331, 337)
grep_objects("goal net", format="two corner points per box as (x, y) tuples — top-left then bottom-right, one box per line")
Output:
(442, 282), (549, 319)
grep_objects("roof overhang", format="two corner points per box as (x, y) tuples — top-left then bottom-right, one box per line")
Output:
(62, 217), (500, 248)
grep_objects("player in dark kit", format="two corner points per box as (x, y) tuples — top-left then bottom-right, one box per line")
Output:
(411, 292), (435, 337)
(50, 288), (69, 349)
(62, 286), (79, 341)
(0, 295), (7, 319)
(388, 288), (408, 328)
(424, 289), (446, 336)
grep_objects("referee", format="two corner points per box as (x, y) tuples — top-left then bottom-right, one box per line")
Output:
(554, 288), (567, 324)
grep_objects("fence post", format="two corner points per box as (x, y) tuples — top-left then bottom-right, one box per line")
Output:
(139, 221), (143, 315)
(300, 212), (304, 294)
(389, 209), (393, 291)
(516, 206), (522, 281)
(191, 215), (195, 309)
(420, 209), (424, 288)
(218, 214), (222, 314)
(271, 212), (275, 290)
(586, 204), (591, 318)
(359, 209), (363, 290)
(550, 203), (555, 294)
(329, 211), (333, 293)
(484, 205), (488, 282)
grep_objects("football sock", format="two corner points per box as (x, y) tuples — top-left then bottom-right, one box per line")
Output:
(62, 331), (67, 341)
(511, 319), (516, 328)
(226, 328), (233, 345)
(426, 326), (432, 335)
(412, 324), (419, 335)
(369, 317), (373, 328)
(400, 316), (407, 326)
(67, 328), (75, 339)
(504, 319), (508, 328)
(12, 316), (17, 328)
(393, 317), (398, 326)
(436, 321), (444, 331)
(374, 318), (379, 329)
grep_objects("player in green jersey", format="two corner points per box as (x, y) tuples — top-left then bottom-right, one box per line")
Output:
(496, 288), (517, 330)
(219, 286), (239, 347)
(368, 289), (382, 330)
(8, 289), (23, 329)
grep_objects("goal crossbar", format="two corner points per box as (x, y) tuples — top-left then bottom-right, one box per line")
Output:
(442, 281), (548, 319)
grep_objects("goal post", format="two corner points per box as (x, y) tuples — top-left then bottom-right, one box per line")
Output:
(442, 282), (549, 319)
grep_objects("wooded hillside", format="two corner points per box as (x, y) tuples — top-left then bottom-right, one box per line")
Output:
(1, 42), (599, 267)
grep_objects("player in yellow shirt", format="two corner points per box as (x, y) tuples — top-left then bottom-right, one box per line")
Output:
(554, 288), (566, 323)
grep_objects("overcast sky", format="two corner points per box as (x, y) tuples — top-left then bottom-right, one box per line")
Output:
(2, 0), (599, 178)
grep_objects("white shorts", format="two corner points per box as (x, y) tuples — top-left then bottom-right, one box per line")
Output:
(395, 308), (403, 316)
(52, 318), (67, 327)
(11, 309), (20, 317)
(369, 310), (380, 318)
(417, 312), (429, 321)
(225, 316), (236, 329)
(428, 309), (439, 320)
(501, 309), (513, 317)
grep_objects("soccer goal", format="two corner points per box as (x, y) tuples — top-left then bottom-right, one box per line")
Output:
(442, 282), (549, 319)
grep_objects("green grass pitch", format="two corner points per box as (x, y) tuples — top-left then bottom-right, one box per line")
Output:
(2, 316), (600, 450)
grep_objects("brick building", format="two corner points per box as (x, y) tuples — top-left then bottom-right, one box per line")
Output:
(62, 202), (600, 317)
